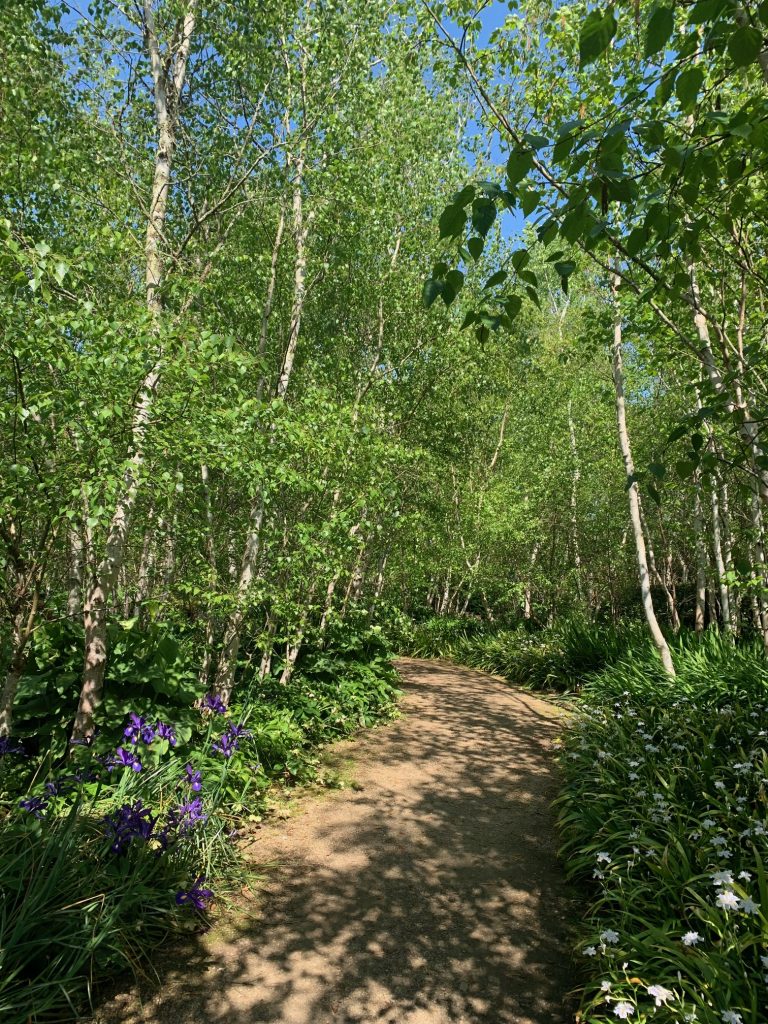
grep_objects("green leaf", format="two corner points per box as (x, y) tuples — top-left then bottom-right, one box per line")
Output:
(525, 285), (541, 309)
(422, 278), (442, 308)
(438, 204), (467, 239)
(471, 198), (497, 238)
(445, 269), (464, 295)
(648, 461), (667, 479)
(467, 236), (484, 261)
(506, 149), (533, 186)
(579, 8), (618, 68)
(460, 310), (477, 330)
(554, 260), (576, 279)
(727, 25), (763, 67)
(675, 459), (697, 480)
(675, 67), (704, 110)
(519, 188), (541, 217)
(504, 295), (522, 320)
(484, 270), (508, 289)
(644, 5), (674, 57)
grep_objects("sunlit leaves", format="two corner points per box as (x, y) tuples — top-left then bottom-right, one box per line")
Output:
(578, 7), (617, 68)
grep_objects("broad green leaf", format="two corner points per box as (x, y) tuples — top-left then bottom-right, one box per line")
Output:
(579, 8), (617, 68)
(422, 278), (442, 308)
(506, 149), (533, 185)
(727, 25), (763, 67)
(644, 5), (674, 56)
(675, 67), (704, 110)
(467, 236), (484, 261)
(471, 198), (497, 237)
(483, 270), (508, 289)
(438, 204), (467, 239)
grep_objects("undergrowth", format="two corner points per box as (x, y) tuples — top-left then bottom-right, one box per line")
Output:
(0, 618), (400, 1023)
(403, 615), (649, 691)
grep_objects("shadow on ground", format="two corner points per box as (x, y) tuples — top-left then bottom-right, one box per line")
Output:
(96, 658), (580, 1024)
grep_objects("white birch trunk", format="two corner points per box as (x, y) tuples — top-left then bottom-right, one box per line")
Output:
(71, 2), (197, 741)
(611, 274), (675, 675)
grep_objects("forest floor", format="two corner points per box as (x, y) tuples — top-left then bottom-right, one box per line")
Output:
(96, 658), (578, 1024)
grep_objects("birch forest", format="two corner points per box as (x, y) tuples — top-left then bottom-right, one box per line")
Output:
(3, 1), (768, 1023)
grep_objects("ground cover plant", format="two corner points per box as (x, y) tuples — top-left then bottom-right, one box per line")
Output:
(404, 616), (648, 692)
(557, 633), (768, 1024)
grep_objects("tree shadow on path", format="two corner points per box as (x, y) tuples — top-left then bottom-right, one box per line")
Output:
(98, 658), (581, 1024)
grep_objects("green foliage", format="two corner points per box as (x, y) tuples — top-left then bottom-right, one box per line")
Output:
(0, 620), (401, 1022)
(557, 634), (768, 1023)
(402, 616), (650, 692)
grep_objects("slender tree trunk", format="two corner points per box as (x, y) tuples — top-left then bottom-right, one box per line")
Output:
(693, 475), (707, 632)
(0, 590), (40, 737)
(611, 273), (675, 675)
(198, 463), (217, 688)
(523, 542), (539, 621)
(71, 2), (197, 741)
(567, 401), (583, 601)
(710, 477), (733, 633)
(66, 528), (83, 619)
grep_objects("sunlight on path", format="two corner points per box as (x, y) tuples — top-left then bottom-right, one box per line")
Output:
(99, 659), (577, 1024)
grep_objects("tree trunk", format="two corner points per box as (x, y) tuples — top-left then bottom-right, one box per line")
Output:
(71, 1), (197, 742)
(693, 473), (707, 632)
(0, 590), (40, 737)
(567, 401), (583, 601)
(66, 528), (83, 619)
(611, 273), (675, 675)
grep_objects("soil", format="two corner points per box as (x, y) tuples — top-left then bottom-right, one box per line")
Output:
(96, 658), (579, 1024)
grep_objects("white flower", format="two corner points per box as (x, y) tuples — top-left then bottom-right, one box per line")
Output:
(682, 931), (702, 946)
(716, 890), (740, 910)
(760, 954), (768, 969)
(596, 852), (612, 864)
(711, 870), (733, 886)
(714, 780), (726, 790)
(600, 928), (620, 945)
(583, 946), (597, 956)
(601, 981), (612, 992)
(739, 897), (760, 915)
(738, 871), (752, 881)
(647, 984), (674, 1006)
(628, 772), (639, 781)
(702, 818), (716, 829)
(721, 1012), (743, 1024)
(613, 1002), (635, 1019)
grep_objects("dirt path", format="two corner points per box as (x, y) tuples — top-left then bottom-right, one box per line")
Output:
(102, 658), (577, 1024)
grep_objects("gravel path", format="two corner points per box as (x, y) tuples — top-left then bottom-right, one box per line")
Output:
(100, 658), (577, 1024)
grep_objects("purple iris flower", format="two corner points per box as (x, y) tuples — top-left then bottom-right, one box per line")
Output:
(19, 795), (49, 818)
(175, 875), (213, 910)
(174, 797), (207, 832)
(184, 763), (202, 791)
(0, 737), (26, 757)
(212, 722), (250, 759)
(202, 692), (227, 714)
(155, 721), (177, 746)
(103, 800), (156, 854)
(123, 712), (156, 745)
(108, 746), (143, 772)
